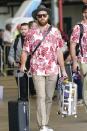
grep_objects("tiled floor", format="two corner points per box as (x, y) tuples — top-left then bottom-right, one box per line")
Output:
(0, 98), (87, 131)
(0, 76), (87, 131)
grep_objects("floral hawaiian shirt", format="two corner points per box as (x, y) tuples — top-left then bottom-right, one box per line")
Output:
(70, 23), (87, 63)
(23, 26), (64, 75)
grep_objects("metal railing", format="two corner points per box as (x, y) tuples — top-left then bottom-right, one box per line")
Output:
(0, 46), (3, 74)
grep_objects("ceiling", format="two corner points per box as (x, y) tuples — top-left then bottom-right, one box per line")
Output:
(0, 0), (25, 6)
(0, 0), (82, 7)
(0, 0), (50, 7)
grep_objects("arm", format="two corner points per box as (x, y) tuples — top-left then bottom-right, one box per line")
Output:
(20, 50), (28, 71)
(55, 28), (67, 77)
(70, 24), (80, 71)
(70, 41), (78, 71)
(57, 48), (67, 77)
(20, 31), (31, 71)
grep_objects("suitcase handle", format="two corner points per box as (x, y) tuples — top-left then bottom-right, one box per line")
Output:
(17, 69), (31, 100)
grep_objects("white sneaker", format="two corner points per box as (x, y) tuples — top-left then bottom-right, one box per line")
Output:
(47, 127), (54, 131)
(40, 126), (48, 131)
(77, 99), (83, 106)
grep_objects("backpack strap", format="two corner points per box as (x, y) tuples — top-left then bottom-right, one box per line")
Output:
(78, 23), (84, 56)
(14, 34), (23, 60)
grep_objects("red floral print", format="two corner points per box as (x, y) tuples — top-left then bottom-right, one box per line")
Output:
(23, 26), (64, 75)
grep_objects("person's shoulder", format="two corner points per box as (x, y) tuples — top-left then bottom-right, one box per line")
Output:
(13, 34), (21, 44)
(26, 28), (37, 36)
(16, 34), (21, 38)
(73, 22), (82, 29)
(51, 25), (60, 33)
(51, 25), (58, 30)
(14, 34), (21, 42)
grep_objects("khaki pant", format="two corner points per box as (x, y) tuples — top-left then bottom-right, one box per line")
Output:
(79, 63), (87, 107)
(32, 75), (58, 126)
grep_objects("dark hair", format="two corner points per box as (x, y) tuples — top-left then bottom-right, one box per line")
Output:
(28, 21), (36, 28)
(5, 24), (11, 31)
(0, 29), (4, 32)
(82, 4), (87, 13)
(21, 23), (29, 26)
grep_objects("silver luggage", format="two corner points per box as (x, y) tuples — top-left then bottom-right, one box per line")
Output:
(57, 78), (77, 117)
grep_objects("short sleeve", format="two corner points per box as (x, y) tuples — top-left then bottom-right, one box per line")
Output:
(70, 25), (80, 44)
(55, 29), (64, 48)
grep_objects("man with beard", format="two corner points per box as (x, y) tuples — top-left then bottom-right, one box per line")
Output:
(70, 5), (87, 109)
(20, 5), (67, 131)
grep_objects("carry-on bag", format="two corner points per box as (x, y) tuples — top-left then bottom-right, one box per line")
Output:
(57, 78), (77, 117)
(8, 101), (29, 131)
(17, 71), (29, 101)
(65, 62), (83, 100)
(17, 70), (35, 100)
(8, 71), (30, 131)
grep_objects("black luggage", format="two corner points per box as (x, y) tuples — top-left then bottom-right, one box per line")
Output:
(29, 77), (36, 96)
(16, 71), (36, 101)
(8, 71), (30, 131)
(17, 72), (29, 101)
(8, 101), (29, 131)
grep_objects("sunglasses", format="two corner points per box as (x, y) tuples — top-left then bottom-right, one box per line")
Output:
(37, 14), (48, 18)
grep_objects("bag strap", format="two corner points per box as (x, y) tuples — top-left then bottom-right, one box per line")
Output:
(78, 23), (84, 56)
(31, 25), (52, 56)
(14, 34), (23, 60)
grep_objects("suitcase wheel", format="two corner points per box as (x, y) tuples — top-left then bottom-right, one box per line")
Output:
(74, 114), (77, 118)
(62, 114), (66, 118)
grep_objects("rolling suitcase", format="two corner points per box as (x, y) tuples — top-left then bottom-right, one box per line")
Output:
(65, 62), (83, 101)
(8, 71), (30, 131)
(17, 71), (29, 101)
(57, 78), (77, 117)
(8, 101), (29, 131)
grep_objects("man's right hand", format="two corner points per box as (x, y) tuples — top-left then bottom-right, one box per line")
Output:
(20, 65), (26, 72)
(13, 62), (19, 67)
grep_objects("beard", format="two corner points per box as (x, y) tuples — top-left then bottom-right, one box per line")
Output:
(38, 19), (48, 26)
